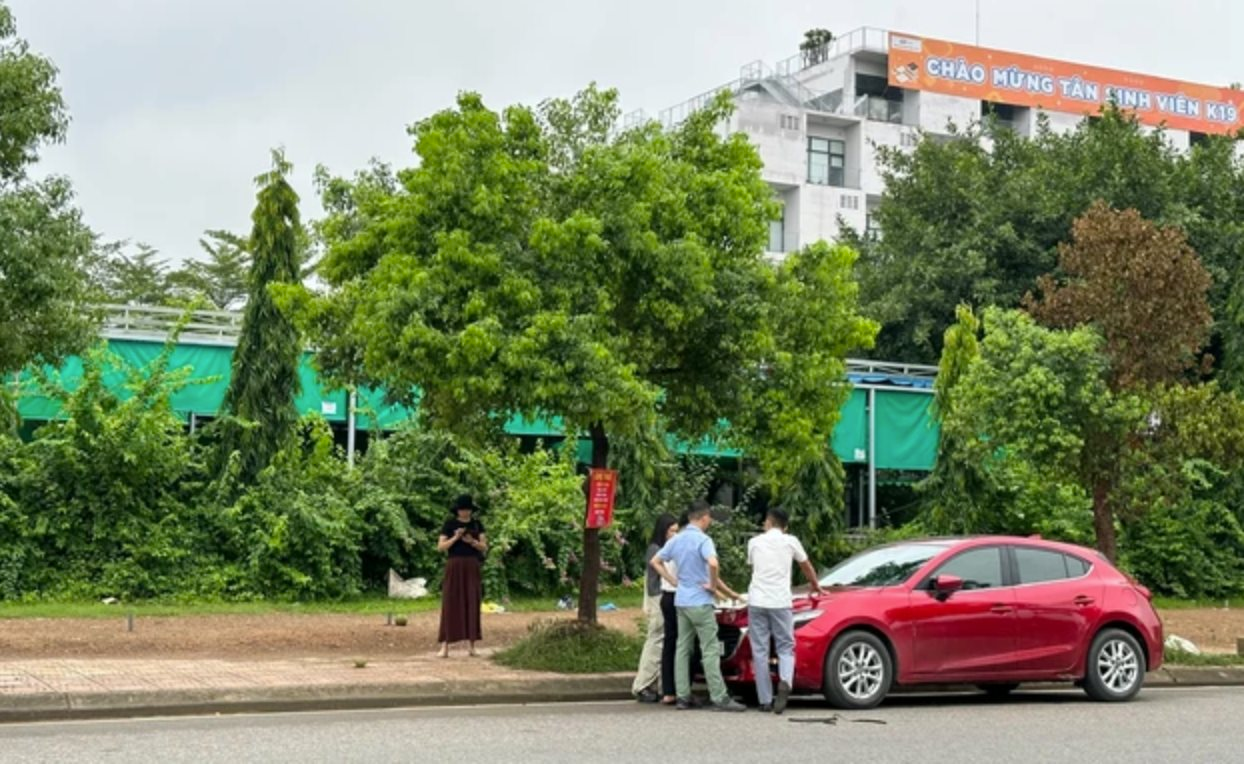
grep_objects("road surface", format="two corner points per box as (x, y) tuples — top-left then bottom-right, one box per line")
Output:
(1, 687), (1239, 763)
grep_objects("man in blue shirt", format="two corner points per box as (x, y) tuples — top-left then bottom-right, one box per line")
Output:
(651, 500), (746, 712)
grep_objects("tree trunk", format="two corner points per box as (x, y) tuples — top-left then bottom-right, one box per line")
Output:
(1092, 478), (1117, 562)
(576, 422), (608, 624)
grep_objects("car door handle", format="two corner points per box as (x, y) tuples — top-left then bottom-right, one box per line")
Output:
(990, 604), (1013, 614)
(1073, 596), (1095, 606)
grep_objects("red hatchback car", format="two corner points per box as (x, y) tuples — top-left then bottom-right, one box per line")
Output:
(712, 536), (1163, 709)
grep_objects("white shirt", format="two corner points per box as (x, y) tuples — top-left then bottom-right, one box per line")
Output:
(747, 529), (808, 609)
(660, 560), (678, 593)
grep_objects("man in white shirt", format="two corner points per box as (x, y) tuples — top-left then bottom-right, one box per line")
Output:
(746, 507), (822, 714)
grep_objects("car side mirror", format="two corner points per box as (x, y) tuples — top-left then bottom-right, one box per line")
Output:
(933, 574), (964, 600)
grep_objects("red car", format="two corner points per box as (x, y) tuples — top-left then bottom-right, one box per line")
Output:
(712, 536), (1163, 709)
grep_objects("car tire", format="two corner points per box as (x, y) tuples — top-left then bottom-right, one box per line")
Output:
(1083, 628), (1145, 702)
(823, 630), (892, 710)
(978, 683), (1020, 698)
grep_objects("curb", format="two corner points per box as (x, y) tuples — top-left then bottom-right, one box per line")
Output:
(0, 674), (635, 724)
(1, 667), (1241, 724)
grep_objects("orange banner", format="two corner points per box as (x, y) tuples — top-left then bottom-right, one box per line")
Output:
(887, 32), (1244, 135)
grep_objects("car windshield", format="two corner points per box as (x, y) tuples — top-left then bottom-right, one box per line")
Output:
(819, 542), (953, 588)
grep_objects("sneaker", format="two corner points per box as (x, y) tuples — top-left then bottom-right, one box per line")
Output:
(758, 703), (774, 713)
(774, 680), (791, 715)
(711, 699), (747, 713)
(636, 689), (660, 704)
(675, 696), (701, 710)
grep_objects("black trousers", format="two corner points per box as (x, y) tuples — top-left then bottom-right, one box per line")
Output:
(659, 591), (679, 697)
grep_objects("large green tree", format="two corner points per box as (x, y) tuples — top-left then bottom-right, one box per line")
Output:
(936, 307), (1143, 557)
(93, 242), (172, 306)
(295, 87), (876, 622)
(220, 150), (303, 482)
(0, 4), (97, 385)
(168, 230), (250, 310)
(853, 106), (1243, 369)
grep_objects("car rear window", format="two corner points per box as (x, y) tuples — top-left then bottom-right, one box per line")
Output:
(1015, 547), (1092, 583)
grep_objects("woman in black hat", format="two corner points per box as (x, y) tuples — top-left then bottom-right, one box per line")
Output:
(436, 494), (487, 658)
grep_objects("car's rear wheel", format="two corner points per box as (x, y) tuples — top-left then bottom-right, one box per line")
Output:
(823, 630), (892, 709)
(1083, 628), (1144, 702)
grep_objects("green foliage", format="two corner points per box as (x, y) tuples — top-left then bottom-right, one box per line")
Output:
(0, 4), (67, 181)
(931, 308), (1141, 544)
(854, 107), (1244, 369)
(0, 5), (97, 383)
(92, 241), (173, 306)
(493, 619), (643, 674)
(167, 230), (251, 310)
(1121, 499), (1244, 601)
(220, 150), (304, 482)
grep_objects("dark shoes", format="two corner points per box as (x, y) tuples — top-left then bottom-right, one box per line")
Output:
(774, 680), (792, 715)
(635, 689), (661, 704)
(675, 696), (703, 710)
(758, 703), (774, 713)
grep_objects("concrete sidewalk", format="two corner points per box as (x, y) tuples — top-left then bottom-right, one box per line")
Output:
(1, 655), (1241, 723)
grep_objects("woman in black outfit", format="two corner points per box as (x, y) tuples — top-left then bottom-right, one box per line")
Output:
(632, 513), (679, 702)
(657, 512), (689, 705)
(436, 494), (488, 658)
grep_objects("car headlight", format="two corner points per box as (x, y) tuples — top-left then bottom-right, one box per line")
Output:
(791, 610), (822, 629)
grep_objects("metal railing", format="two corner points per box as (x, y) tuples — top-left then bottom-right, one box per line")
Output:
(659, 27), (892, 129)
(845, 358), (939, 379)
(774, 27), (890, 77)
(99, 303), (243, 344)
(854, 95), (904, 124)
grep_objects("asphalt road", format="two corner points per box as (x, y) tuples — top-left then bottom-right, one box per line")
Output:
(1, 687), (1239, 763)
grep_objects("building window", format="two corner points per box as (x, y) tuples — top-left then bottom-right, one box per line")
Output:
(768, 205), (786, 252)
(900, 131), (919, 148)
(1189, 131), (1211, 148)
(839, 194), (860, 210)
(808, 137), (846, 186)
(865, 212), (882, 239)
(779, 114), (800, 131)
(855, 73), (904, 124)
(980, 101), (1024, 133)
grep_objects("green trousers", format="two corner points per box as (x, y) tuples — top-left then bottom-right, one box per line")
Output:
(675, 604), (728, 704)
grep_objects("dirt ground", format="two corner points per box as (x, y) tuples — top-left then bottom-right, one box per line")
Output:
(1161, 608), (1244, 653)
(0, 607), (1239, 660)
(0, 609), (645, 660)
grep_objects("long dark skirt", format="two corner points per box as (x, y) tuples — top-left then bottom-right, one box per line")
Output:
(438, 556), (483, 644)
(660, 591), (679, 697)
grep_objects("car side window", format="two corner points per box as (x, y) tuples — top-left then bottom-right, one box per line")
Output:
(1064, 554), (1090, 577)
(930, 547), (1004, 590)
(1015, 547), (1070, 584)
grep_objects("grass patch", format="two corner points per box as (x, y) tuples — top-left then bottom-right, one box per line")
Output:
(0, 586), (644, 620)
(1153, 597), (1244, 611)
(1165, 648), (1244, 667)
(493, 618), (643, 674)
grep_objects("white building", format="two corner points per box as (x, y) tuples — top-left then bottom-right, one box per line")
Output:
(653, 27), (1244, 258)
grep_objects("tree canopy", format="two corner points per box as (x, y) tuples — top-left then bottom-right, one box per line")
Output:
(220, 150), (304, 482)
(293, 86), (876, 620)
(852, 107), (1244, 373)
(0, 4), (97, 384)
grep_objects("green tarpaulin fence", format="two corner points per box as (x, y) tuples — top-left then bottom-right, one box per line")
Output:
(14, 339), (939, 469)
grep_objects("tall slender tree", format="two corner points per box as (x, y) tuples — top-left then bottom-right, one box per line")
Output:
(220, 150), (303, 482)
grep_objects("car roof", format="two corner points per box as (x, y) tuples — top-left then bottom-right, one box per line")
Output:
(885, 535), (1101, 560)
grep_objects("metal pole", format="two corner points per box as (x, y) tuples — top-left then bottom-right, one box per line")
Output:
(868, 387), (877, 530)
(975, 0), (981, 45)
(188, 412), (196, 435)
(346, 389), (357, 468)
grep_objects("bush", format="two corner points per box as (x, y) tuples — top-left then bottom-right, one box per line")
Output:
(493, 618), (643, 673)
(1120, 499), (1244, 600)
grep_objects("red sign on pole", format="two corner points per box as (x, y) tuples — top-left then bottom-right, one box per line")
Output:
(585, 468), (618, 529)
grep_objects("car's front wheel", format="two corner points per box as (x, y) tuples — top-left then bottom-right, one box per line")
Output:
(823, 630), (892, 709)
(1083, 628), (1145, 702)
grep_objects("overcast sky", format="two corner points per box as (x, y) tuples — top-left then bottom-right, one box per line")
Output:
(8, 0), (1241, 264)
